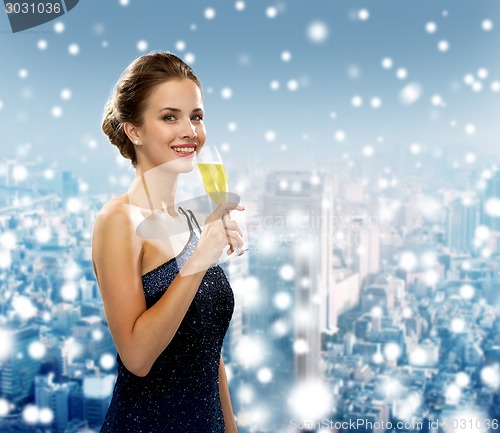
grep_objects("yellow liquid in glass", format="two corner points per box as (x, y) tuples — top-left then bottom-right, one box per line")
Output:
(197, 163), (228, 204)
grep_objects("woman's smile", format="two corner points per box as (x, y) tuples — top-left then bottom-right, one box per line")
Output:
(170, 143), (197, 157)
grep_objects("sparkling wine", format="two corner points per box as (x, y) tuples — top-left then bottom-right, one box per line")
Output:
(196, 162), (228, 204)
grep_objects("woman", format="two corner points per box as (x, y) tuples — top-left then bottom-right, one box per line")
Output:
(92, 52), (242, 433)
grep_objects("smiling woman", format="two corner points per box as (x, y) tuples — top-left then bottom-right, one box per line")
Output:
(93, 52), (243, 433)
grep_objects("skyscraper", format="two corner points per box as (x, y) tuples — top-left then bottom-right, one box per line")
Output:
(446, 197), (479, 253)
(35, 374), (79, 433)
(261, 170), (324, 380)
(482, 170), (500, 231)
(0, 325), (41, 404)
(344, 215), (380, 284)
(62, 171), (79, 201)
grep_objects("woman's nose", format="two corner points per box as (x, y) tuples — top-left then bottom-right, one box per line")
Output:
(180, 119), (197, 139)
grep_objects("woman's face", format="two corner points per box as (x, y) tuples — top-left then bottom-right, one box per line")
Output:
(135, 78), (206, 173)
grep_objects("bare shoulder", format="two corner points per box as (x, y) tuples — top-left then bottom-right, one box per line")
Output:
(92, 195), (142, 262)
(91, 194), (145, 292)
(93, 195), (135, 234)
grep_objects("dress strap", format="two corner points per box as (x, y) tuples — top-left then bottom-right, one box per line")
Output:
(178, 207), (202, 236)
(186, 209), (203, 235)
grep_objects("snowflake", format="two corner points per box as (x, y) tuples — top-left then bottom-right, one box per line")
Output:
(136, 40), (148, 52)
(307, 21), (329, 43)
(396, 68), (408, 80)
(68, 43), (79, 55)
(37, 39), (47, 50)
(281, 50), (292, 62)
(60, 89), (72, 100)
(426, 22), (437, 33)
(221, 87), (232, 99)
(437, 40), (449, 52)
(400, 82), (422, 105)
(54, 21), (64, 33)
(204, 8), (216, 20)
(351, 96), (363, 107)
(28, 341), (46, 360)
(358, 9), (370, 21)
(334, 130), (346, 142)
(381, 57), (393, 69)
(100, 353), (116, 370)
(482, 19), (493, 31)
(464, 123), (476, 135)
(257, 367), (273, 383)
(266, 6), (277, 19)
(51, 106), (63, 118)
(175, 40), (186, 51)
(371, 97), (382, 108)
(287, 79), (298, 91)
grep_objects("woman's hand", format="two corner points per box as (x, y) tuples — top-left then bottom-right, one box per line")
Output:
(193, 202), (245, 268)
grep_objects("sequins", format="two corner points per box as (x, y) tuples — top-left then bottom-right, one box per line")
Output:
(100, 220), (234, 433)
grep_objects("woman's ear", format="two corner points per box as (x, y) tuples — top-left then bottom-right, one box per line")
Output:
(124, 122), (142, 146)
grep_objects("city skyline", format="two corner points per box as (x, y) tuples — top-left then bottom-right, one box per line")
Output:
(1, 154), (500, 431)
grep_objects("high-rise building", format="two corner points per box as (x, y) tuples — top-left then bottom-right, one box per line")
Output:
(261, 170), (324, 380)
(35, 374), (79, 433)
(329, 270), (361, 333)
(82, 376), (114, 429)
(0, 325), (42, 403)
(481, 170), (500, 231)
(446, 197), (479, 253)
(344, 215), (380, 284)
(62, 171), (79, 201)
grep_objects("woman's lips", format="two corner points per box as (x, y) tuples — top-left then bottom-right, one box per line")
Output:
(171, 145), (196, 157)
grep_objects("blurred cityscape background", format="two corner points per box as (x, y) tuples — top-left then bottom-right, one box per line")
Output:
(1, 1), (500, 432)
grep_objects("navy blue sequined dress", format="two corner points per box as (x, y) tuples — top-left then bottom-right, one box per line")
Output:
(100, 208), (234, 433)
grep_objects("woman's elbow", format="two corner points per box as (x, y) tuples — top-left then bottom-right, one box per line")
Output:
(121, 354), (152, 378)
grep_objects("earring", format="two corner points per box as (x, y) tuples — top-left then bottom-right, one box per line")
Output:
(134, 140), (139, 145)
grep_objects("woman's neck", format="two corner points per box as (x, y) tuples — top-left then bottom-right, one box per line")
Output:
(128, 167), (179, 216)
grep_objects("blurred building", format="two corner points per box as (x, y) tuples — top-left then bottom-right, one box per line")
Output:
(261, 170), (324, 380)
(445, 197), (479, 253)
(0, 325), (42, 404)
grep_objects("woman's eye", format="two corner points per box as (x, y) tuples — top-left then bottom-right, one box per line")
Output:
(163, 115), (176, 121)
(192, 115), (203, 121)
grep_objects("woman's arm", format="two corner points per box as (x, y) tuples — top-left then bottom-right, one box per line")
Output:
(92, 201), (244, 378)
(92, 202), (209, 377)
(219, 356), (238, 433)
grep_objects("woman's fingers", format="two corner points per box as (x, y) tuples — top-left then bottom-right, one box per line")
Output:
(208, 219), (244, 251)
(226, 228), (244, 248)
(221, 215), (244, 238)
(207, 202), (245, 222)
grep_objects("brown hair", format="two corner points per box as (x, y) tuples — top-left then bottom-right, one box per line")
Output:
(102, 52), (202, 167)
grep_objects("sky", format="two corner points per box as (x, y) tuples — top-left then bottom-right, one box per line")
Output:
(0, 0), (499, 194)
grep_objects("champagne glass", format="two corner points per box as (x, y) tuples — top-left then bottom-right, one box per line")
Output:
(195, 144), (256, 261)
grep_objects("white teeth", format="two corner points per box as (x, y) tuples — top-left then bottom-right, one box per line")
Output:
(172, 147), (195, 153)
